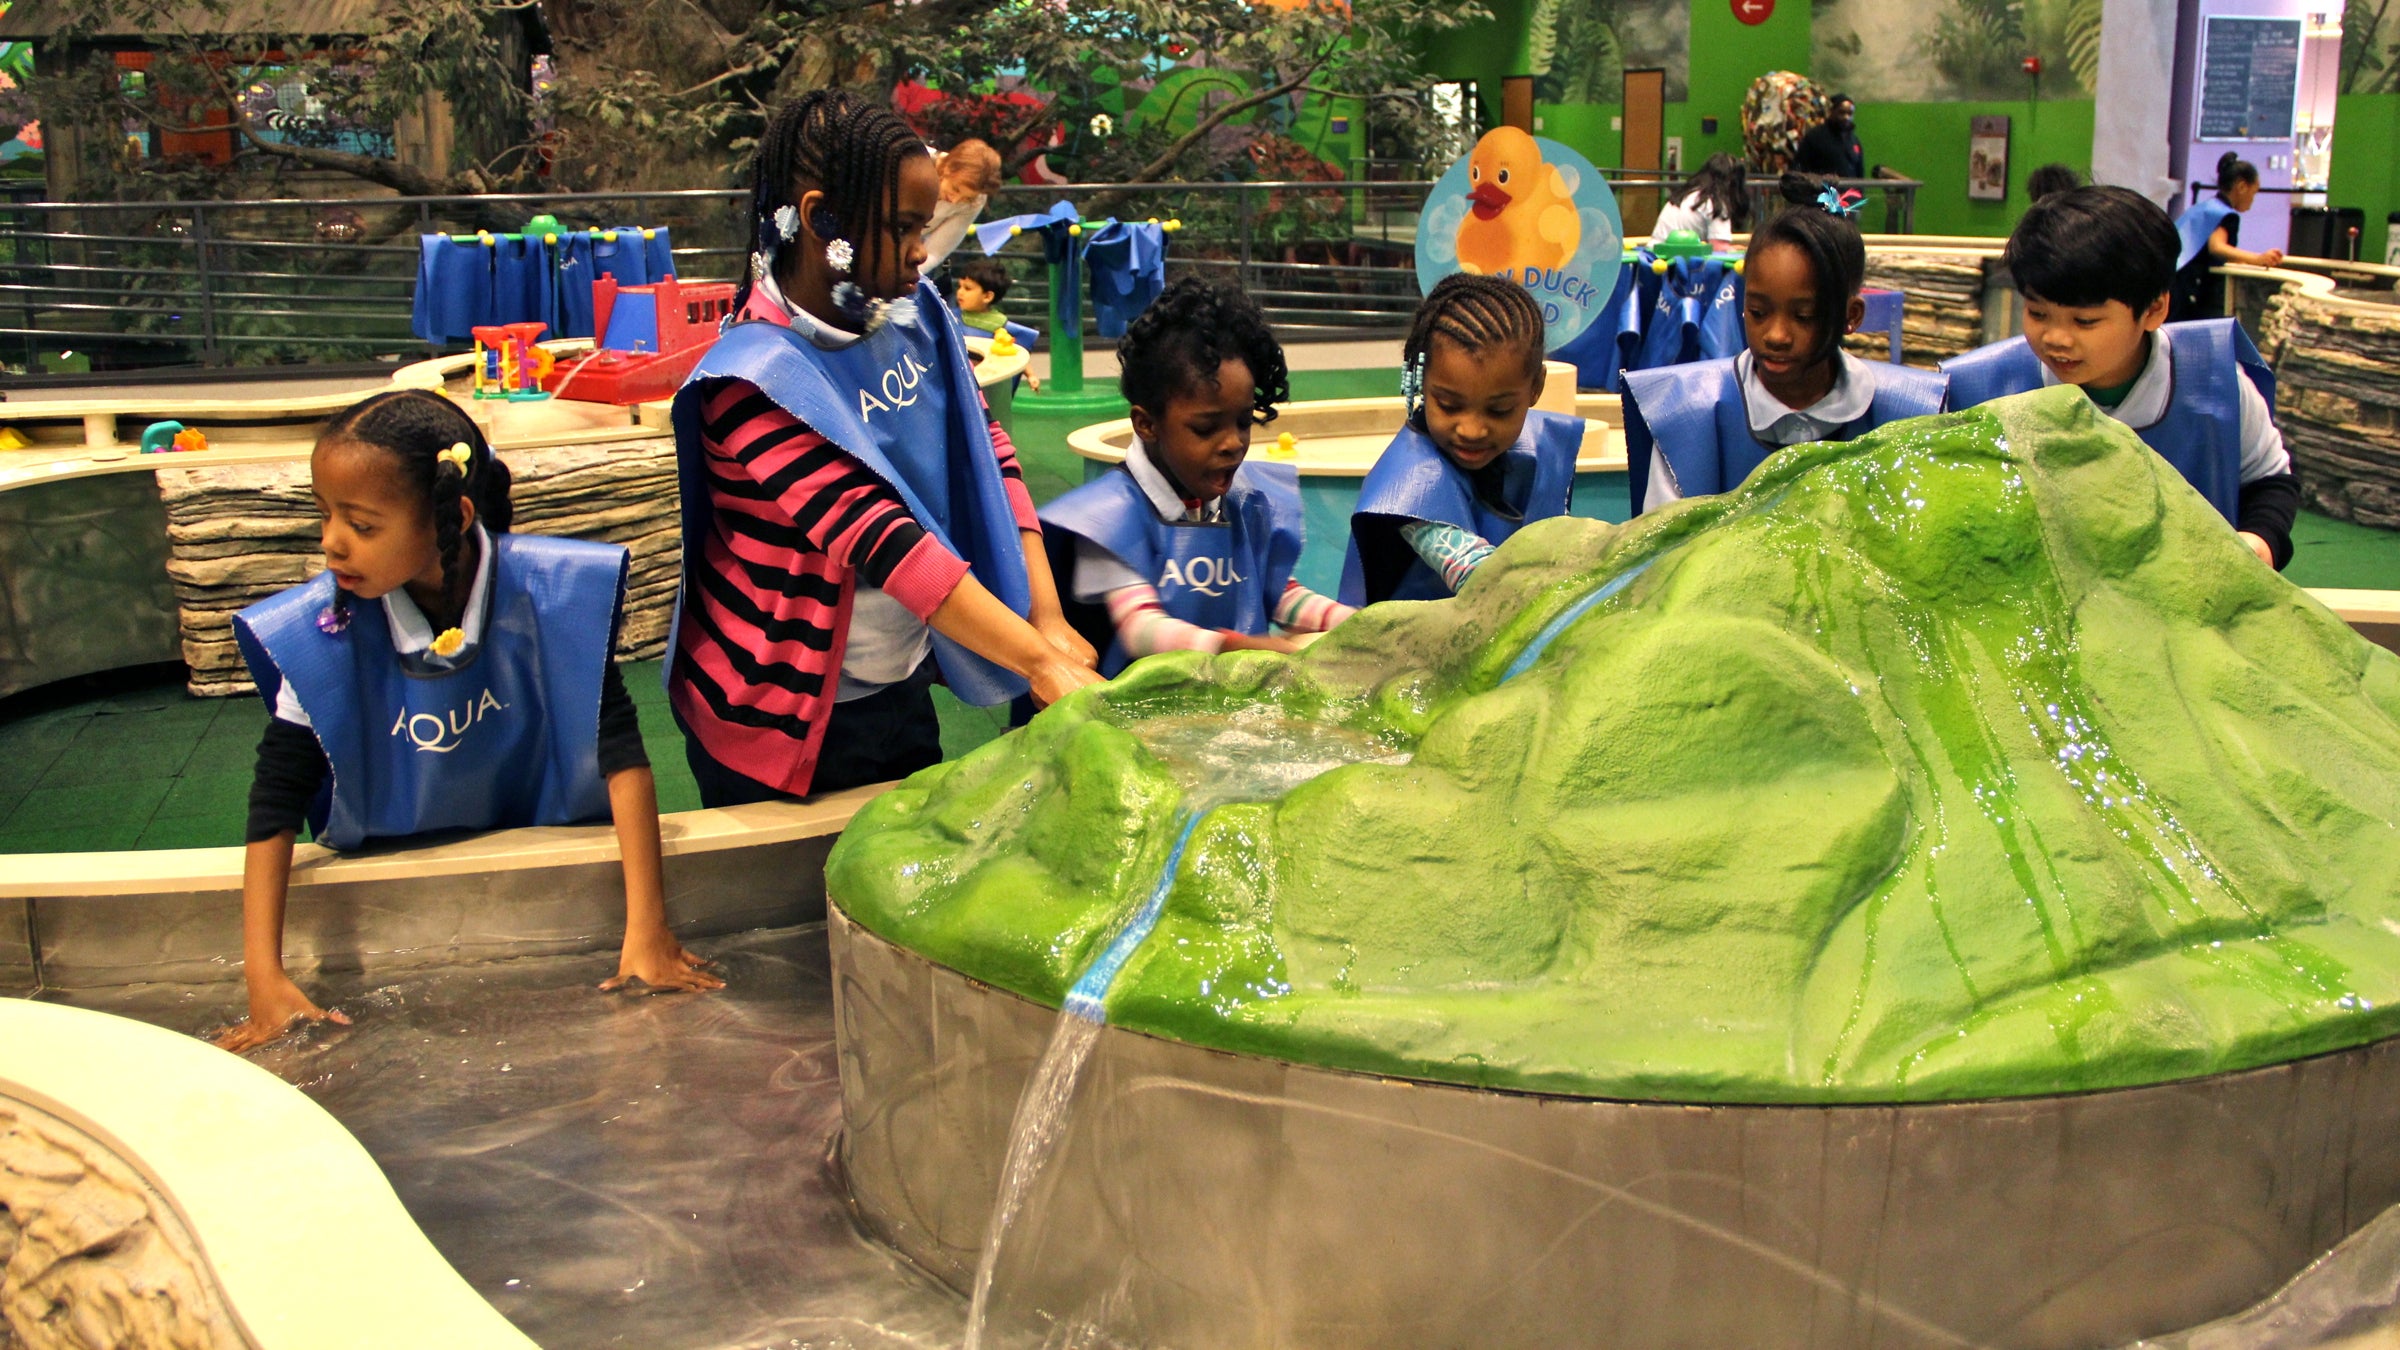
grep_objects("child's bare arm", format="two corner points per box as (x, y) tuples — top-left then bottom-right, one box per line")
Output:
(216, 832), (351, 1051)
(599, 766), (722, 994)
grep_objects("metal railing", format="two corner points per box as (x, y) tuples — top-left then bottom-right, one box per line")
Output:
(0, 174), (1921, 376)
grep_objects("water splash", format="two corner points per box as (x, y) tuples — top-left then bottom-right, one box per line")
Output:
(962, 709), (1406, 1350)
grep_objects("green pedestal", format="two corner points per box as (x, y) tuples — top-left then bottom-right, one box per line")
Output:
(1019, 246), (1127, 416)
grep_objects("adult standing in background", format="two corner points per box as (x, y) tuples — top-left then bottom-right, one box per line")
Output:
(1794, 94), (1865, 180)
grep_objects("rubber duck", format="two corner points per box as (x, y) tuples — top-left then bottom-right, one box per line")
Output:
(1454, 128), (1581, 277)
(1269, 431), (1298, 461)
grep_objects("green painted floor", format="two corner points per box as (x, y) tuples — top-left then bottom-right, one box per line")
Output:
(6, 361), (2398, 855)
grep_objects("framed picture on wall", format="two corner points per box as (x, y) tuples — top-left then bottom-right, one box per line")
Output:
(1968, 115), (2010, 201)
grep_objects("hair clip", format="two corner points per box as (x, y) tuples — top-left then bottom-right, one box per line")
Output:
(1399, 350), (1427, 420)
(1816, 184), (1865, 217)
(316, 602), (350, 635)
(824, 237), (855, 274)
(430, 628), (467, 659)
(437, 442), (473, 472)
(750, 249), (773, 284)
(772, 204), (800, 244)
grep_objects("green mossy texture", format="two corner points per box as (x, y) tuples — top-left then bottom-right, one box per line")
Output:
(827, 388), (2400, 1103)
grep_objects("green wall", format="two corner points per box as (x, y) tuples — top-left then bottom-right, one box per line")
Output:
(2330, 93), (2400, 264)
(1854, 98), (2093, 236)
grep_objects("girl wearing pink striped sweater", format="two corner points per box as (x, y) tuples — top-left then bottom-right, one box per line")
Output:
(1037, 276), (1353, 676)
(665, 92), (1098, 805)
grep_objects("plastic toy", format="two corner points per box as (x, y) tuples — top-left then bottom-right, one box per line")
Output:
(1269, 431), (1298, 461)
(138, 420), (208, 453)
(542, 274), (735, 406)
(470, 322), (555, 401)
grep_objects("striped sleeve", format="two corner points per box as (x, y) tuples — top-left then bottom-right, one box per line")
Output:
(1274, 580), (1355, 633)
(701, 381), (968, 617)
(983, 392), (1041, 532)
(1103, 582), (1227, 658)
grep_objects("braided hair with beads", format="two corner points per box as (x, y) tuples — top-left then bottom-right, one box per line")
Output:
(736, 90), (931, 317)
(317, 389), (514, 626)
(1401, 273), (1548, 422)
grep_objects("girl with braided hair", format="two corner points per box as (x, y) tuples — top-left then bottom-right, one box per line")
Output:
(1340, 272), (1582, 606)
(1621, 188), (1946, 513)
(667, 90), (1097, 806)
(1036, 275), (1352, 675)
(220, 389), (717, 1052)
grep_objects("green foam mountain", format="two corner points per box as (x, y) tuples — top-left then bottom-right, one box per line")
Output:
(828, 387), (2400, 1102)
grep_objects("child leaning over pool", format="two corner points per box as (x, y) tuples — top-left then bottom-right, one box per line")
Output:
(1941, 185), (2299, 569)
(1339, 273), (1582, 606)
(1036, 275), (1351, 674)
(218, 390), (718, 1053)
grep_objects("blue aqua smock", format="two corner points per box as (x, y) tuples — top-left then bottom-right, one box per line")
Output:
(1039, 460), (1304, 675)
(1938, 319), (2272, 523)
(232, 533), (626, 851)
(1623, 356), (1948, 513)
(1339, 409), (1583, 606)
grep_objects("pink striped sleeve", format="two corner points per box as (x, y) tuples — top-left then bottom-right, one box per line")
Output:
(1103, 583), (1227, 658)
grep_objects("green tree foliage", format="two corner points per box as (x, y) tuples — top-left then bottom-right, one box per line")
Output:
(2343, 0), (2399, 93)
(17, 0), (1487, 198)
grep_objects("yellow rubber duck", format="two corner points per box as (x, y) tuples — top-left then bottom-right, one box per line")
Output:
(1454, 128), (1581, 277)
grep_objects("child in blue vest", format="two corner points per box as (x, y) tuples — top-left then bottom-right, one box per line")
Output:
(1624, 177), (1948, 513)
(1942, 185), (2298, 568)
(2171, 153), (2285, 322)
(1038, 275), (1350, 674)
(217, 391), (718, 1052)
(666, 92), (1098, 807)
(1340, 273), (1583, 606)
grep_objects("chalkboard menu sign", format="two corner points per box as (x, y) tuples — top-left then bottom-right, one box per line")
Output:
(2196, 16), (2302, 141)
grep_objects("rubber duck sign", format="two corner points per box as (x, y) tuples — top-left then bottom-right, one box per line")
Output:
(1416, 128), (1624, 351)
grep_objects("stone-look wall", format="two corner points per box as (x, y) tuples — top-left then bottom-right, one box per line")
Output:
(159, 437), (678, 697)
(0, 1100), (242, 1350)
(1846, 252), (1993, 368)
(2261, 292), (2400, 530)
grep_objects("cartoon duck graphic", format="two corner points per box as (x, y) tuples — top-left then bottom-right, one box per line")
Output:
(1454, 128), (1582, 277)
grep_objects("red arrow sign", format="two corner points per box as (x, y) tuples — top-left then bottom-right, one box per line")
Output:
(1732, 0), (1774, 23)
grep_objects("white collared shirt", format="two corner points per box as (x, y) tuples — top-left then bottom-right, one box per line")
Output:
(1646, 351), (1877, 508)
(274, 523), (496, 727)
(1071, 439), (1224, 602)
(2035, 328), (2290, 483)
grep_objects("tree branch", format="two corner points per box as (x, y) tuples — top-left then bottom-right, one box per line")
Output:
(1081, 55), (1333, 215)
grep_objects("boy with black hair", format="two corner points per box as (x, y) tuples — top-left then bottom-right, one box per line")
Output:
(950, 256), (1040, 391)
(951, 256), (1015, 336)
(1942, 185), (2300, 569)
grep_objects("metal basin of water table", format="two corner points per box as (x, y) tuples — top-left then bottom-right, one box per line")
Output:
(828, 903), (2400, 1350)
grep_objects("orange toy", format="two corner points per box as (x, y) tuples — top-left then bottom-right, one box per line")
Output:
(1454, 128), (1582, 277)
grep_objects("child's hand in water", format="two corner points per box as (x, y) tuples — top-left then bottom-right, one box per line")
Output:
(1028, 657), (1105, 707)
(1034, 611), (1099, 669)
(600, 925), (725, 995)
(215, 971), (350, 1053)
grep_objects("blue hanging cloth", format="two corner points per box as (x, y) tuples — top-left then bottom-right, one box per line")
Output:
(1629, 254), (1742, 373)
(1084, 220), (1168, 338)
(592, 226), (651, 288)
(1555, 260), (1644, 392)
(491, 235), (554, 328)
(552, 233), (598, 339)
(412, 235), (494, 343)
(643, 226), (675, 280)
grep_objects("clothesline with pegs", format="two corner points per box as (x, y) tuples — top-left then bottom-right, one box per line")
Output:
(1007, 217), (1185, 239)
(445, 227), (662, 246)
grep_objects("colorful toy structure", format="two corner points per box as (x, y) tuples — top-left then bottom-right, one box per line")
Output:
(470, 322), (555, 401)
(138, 420), (208, 453)
(543, 275), (736, 406)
